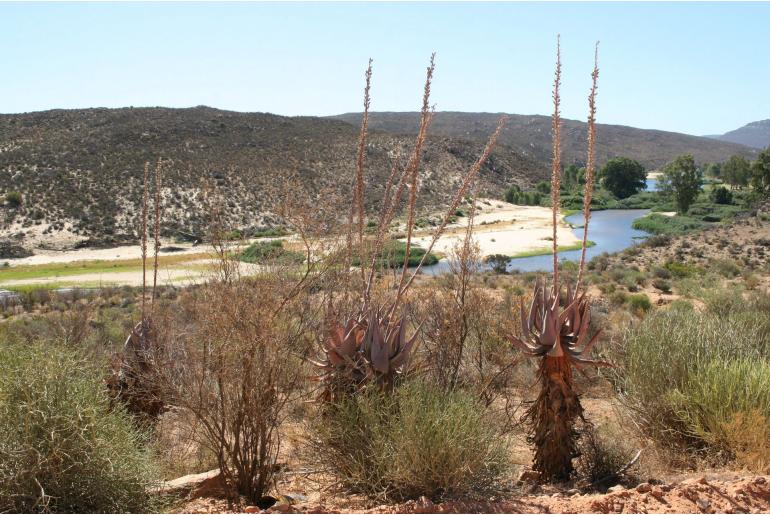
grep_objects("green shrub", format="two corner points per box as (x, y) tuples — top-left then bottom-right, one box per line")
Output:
(4, 191), (22, 207)
(669, 359), (770, 449)
(611, 305), (770, 459)
(239, 239), (304, 264)
(626, 293), (652, 314)
(710, 258), (741, 278)
(652, 278), (671, 293)
(664, 261), (702, 279)
(353, 241), (438, 269)
(632, 213), (706, 235)
(250, 227), (289, 238)
(312, 382), (510, 501)
(0, 341), (158, 513)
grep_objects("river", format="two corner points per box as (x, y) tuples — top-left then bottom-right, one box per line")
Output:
(419, 208), (651, 275)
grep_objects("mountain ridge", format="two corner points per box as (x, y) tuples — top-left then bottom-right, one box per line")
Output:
(708, 119), (770, 149)
(331, 111), (757, 170)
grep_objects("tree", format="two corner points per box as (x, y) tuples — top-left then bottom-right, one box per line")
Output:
(563, 164), (585, 189)
(722, 155), (751, 189)
(703, 162), (722, 179)
(660, 154), (702, 214)
(484, 254), (510, 274)
(598, 157), (646, 199)
(751, 147), (770, 194)
(710, 186), (733, 205)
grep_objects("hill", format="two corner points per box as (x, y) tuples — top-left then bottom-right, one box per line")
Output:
(0, 107), (544, 250)
(709, 119), (770, 149)
(332, 112), (757, 170)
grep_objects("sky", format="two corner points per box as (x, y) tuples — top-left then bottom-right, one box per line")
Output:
(0, 1), (768, 136)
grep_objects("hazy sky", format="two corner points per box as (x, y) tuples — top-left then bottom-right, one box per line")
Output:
(1, 2), (768, 135)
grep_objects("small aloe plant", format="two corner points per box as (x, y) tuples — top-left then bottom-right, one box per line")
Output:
(315, 307), (418, 401)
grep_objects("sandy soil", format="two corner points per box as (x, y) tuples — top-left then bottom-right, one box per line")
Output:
(3, 241), (229, 267)
(406, 199), (581, 258)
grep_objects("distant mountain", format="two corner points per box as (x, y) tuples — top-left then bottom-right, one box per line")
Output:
(332, 112), (757, 170)
(0, 107), (544, 248)
(709, 120), (770, 149)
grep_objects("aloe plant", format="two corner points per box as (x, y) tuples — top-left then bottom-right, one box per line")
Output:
(315, 307), (418, 401)
(315, 56), (504, 402)
(108, 160), (166, 421)
(511, 281), (607, 480)
(512, 39), (606, 482)
(108, 319), (166, 421)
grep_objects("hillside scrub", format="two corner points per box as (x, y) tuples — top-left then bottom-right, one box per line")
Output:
(0, 339), (159, 513)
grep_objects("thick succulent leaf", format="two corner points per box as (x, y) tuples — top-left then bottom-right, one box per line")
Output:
(509, 335), (549, 356)
(540, 306), (558, 348)
(390, 331), (418, 369)
(520, 299), (530, 338)
(571, 355), (613, 368)
(369, 322), (390, 374)
(578, 328), (603, 357)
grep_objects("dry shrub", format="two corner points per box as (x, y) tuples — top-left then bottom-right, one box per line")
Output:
(158, 278), (318, 505)
(721, 410), (770, 473)
(152, 407), (219, 479)
(575, 424), (643, 489)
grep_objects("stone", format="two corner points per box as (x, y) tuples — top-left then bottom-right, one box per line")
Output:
(754, 477), (767, 485)
(518, 470), (541, 483)
(613, 503), (624, 513)
(190, 472), (229, 499)
(152, 469), (222, 497)
(696, 498), (711, 511)
(608, 485), (625, 493)
(696, 477), (709, 485)
(243, 506), (261, 514)
(636, 483), (652, 493)
(567, 488), (580, 496)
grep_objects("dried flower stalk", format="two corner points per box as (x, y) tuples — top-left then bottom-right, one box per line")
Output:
(353, 59), (373, 281)
(396, 53), (436, 299)
(576, 42), (600, 287)
(140, 162), (149, 319)
(550, 35), (562, 288)
(151, 158), (163, 312)
(398, 115), (507, 297)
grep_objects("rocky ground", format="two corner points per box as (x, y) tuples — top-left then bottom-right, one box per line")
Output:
(169, 473), (770, 514)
